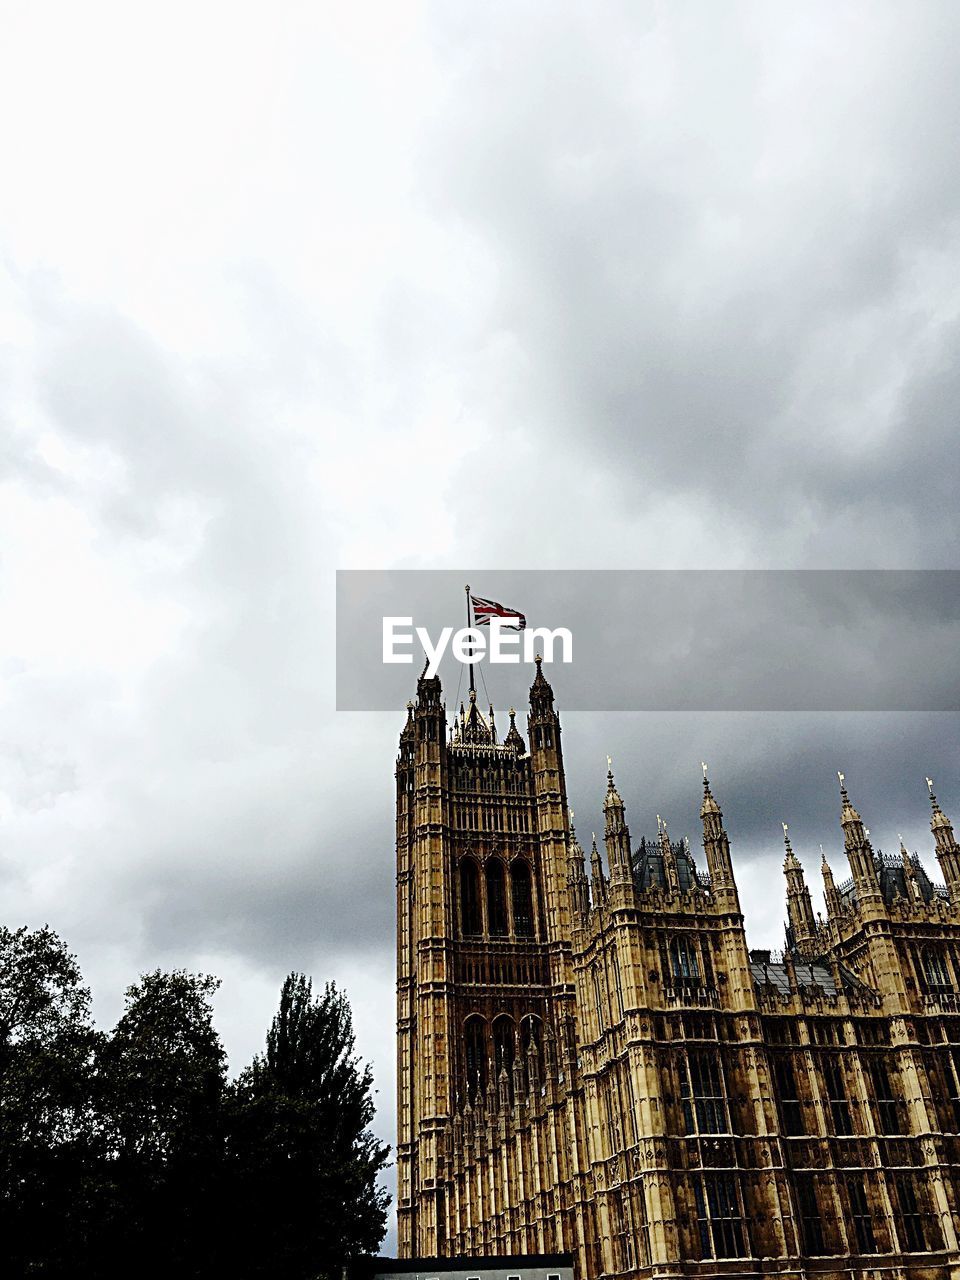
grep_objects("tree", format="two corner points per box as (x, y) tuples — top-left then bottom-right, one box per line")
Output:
(223, 975), (390, 1279)
(96, 969), (227, 1273)
(0, 926), (102, 1275)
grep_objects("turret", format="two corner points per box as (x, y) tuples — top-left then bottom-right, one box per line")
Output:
(503, 707), (525, 754)
(526, 656), (571, 947)
(838, 771), (882, 907)
(700, 765), (740, 912)
(658, 815), (680, 894)
(821, 846), (841, 919)
(900, 837), (922, 903)
(590, 835), (607, 907)
(567, 819), (590, 919)
(782, 823), (816, 950)
(603, 761), (633, 886)
(928, 778), (960, 901)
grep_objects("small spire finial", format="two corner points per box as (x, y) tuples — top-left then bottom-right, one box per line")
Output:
(927, 776), (935, 795)
(838, 769), (845, 788)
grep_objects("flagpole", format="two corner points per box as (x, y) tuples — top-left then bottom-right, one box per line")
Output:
(465, 583), (475, 694)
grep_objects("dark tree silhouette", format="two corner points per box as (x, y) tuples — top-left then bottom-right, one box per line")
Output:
(0, 935), (390, 1279)
(223, 974), (390, 1279)
(97, 970), (227, 1273)
(0, 926), (102, 1274)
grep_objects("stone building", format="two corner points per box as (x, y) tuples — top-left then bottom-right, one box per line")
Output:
(396, 660), (960, 1277)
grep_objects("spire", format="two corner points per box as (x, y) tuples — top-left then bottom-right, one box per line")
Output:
(400, 700), (415, 741)
(603, 758), (633, 886)
(699, 764), (739, 909)
(927, 777), (960, 900)
(700, 761), (721, 820)
(461, 688), (492, 744)
(837, 771), (881, 904)
(658, 814), (680, 894)
(503, 707), (525, 753)
(567, 819), (590, 919)
(590, 835), (607, 906)
(782, 822), (815, 949)
(782, 822), (801, 871)
(821, 845), (841, 918)
(838, 770), (861, 826)
(529, 652), (554, 714)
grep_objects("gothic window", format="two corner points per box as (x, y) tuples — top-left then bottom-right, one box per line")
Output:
(464, 1016), (487, 1097)
(511, 860), (535, 938)
(693, 1174), (746, 1259)
(822, 1054), (852, 1136)
(486, 859), (508, 936)
(892, 1173), (926, 1252)
(460, 859), (482, 936)
(773, 1054), (805, 1135)
(680, 1050), (727, 1135)
(868, 1057), (904, 1134)
(670, 935), (701, 983)
(846, 1176), (876, 1253)
(794, 1175), (824, 1254)
(922, 946), (953, 991)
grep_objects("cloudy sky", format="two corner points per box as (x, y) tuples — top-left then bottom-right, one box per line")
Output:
(2, 0), (959, 1250)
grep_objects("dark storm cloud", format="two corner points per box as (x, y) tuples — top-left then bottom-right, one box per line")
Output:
(424, 1), (960, 565)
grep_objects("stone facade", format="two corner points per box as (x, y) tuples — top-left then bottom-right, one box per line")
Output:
(396, 661), (960, 1277)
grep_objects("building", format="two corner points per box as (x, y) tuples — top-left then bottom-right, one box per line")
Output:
(352, 1254), (573, 1280)
(396, 660), (960, 1277)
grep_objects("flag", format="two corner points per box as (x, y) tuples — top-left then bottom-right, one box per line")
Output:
(470, 595), (526, 630)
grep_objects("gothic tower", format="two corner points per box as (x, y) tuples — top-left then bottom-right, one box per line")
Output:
(396, 659), (575, 1257)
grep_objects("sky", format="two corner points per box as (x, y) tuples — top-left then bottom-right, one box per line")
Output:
(2, 0), (960, 1253)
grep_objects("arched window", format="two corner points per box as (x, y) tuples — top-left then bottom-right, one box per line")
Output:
(670, 935), (701, 983)
(511, 860), (535, 938)
(923, 947), (952, 991)
(464, 1016), (487, 1098)
(486, 859), (508, 936)
(460, 859), (482, 936)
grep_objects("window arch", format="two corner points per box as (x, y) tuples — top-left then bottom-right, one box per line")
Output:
(670, 935), (701, 983)
(511, 859), (535, 937)
(460, 858), (482, 936)
(486, 859), (508, 936)
(464, 1016), (487, 1098)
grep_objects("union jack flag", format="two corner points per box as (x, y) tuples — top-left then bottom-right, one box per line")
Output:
(470, 595), (526, 630)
